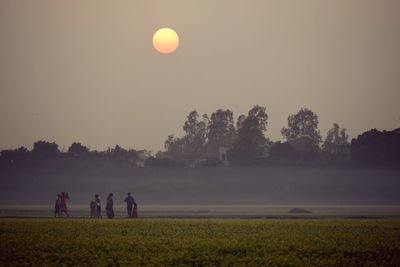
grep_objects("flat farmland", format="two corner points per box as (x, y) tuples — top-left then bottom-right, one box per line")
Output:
(1, 219), (400, 266)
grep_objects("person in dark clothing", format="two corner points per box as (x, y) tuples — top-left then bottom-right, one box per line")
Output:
(60, 192), (70, 217)
(95, 194), (101, 218)
(132, 201), (138, 218)
(106, 193), (114, 219)
(54, 193), (61, 217)
(89, 199), (96, 218)
(124, 192), (137, 218)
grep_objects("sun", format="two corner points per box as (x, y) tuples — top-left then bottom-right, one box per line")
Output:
(152, 28), (179, 54)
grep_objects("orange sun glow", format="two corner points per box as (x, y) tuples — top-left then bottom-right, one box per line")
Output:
(152, 28), (179, 54)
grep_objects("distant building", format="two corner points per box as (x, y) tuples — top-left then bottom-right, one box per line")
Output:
(218, 146), (229, 166)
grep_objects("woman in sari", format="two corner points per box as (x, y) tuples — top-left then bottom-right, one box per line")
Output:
(106, 193), (114, 219)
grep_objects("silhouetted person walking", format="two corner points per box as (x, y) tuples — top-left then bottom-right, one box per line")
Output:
(106, 193), (114, 219)
(60, 192), (70, 217)
(89, 198), (96, 218)
(95, 194), (101, 218)
(54, 193), (61, 217)
(124, 192), (137, 218)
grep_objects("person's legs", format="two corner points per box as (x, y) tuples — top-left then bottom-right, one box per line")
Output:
(127, 205), (132, 217)
(107, 207), (113, 219)
(60, 204), (66, 217)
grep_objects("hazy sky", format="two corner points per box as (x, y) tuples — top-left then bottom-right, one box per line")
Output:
(1, 0), (399, 152)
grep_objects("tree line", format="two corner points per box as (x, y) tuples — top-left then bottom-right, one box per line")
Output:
(1, 106), (399, 172)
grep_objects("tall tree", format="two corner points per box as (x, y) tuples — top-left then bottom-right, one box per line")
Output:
(182, 111), (207, 163)
(164, 110), (207, 164)
(323, 123), (349, 151)
(229, 105), (269, 164)
(281, 108), (321, 148)
(281, 108), (321, 162)
(322, 123), (350, 162)
(236, 114), (246, 130)
(238, 105), (268, 139)
(164, 134), (185, 162)
(206, 109), (236, 152)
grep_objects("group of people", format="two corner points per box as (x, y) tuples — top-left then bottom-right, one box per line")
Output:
(54, 192), (70, 217)
(54, 192), (138, 218)
(90, 192), (138, 218)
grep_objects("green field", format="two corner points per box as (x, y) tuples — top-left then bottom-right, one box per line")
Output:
(1, 219), (400, 266)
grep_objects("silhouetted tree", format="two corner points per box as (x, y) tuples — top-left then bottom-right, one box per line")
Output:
(281, 108), (321, 147)
(351, 128), (400, 166)
(108, 145), (127, 163)
(206, 109), (235, 152)
(236, 114), (246, 130)
(32, 141), (59, 159)
(67, 142), (89, 158)
(229, 105), (269, 164)
(281, 108), (321, 162)
(0, 147), (30, 167)
(106, 145), (140, 165)
(182, 111), (207, 163)
(322, 123), (350, 162)
(164, 135), (185, 162)
(164, 110), (207, 165)
(126, 149), (141, 165)
(323, 123), (349, 148)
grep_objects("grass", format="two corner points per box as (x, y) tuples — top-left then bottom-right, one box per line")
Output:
(1, 219), (400, 266)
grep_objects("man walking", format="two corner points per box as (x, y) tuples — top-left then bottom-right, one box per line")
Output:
(60, 192), (70, 217)
(106, 193), (114, 219)
(124, 192), (137, 218)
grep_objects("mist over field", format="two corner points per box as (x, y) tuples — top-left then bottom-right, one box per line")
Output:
(1, 166), (399, 206)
